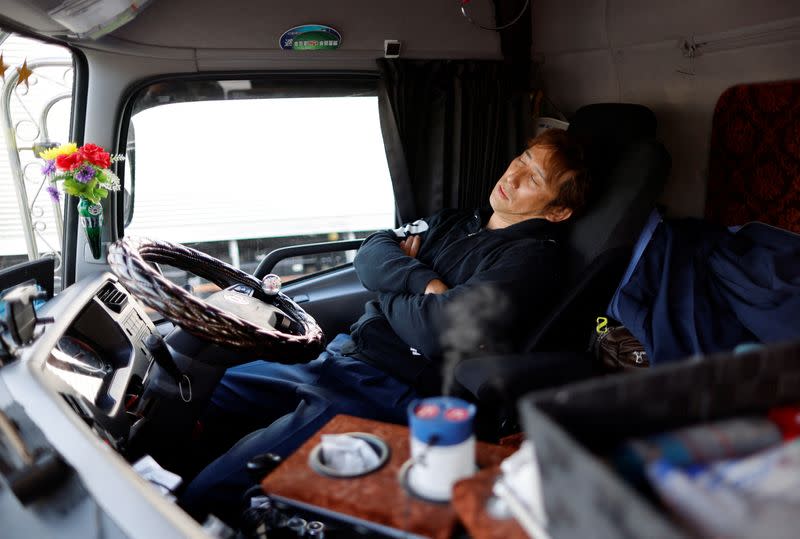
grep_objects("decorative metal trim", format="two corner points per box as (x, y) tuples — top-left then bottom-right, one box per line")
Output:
(1, 58), (72, 279)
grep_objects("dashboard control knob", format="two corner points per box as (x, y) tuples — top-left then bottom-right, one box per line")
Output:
(246, 452), (283, 482)
(306, 521), (326, 537)
(261, 274), (282, 296)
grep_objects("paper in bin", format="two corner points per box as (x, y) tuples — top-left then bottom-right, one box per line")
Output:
(646, 439), (800, 539)
(320, 434), (380, 474)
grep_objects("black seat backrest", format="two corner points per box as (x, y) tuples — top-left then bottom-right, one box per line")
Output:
(452, 104), (672, 437)
(526, 103), (671, 350)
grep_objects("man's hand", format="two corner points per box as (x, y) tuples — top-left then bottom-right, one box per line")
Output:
(424, 278), (449, 295)
(399, 235), (421, 258)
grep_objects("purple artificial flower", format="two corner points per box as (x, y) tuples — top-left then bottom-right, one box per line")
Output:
(75, 164), (95, 183)
(41, 159), (56, 176)
(45, 184), (61, 203)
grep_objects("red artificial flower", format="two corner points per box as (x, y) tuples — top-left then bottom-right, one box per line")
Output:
(79, 143), (111, 168)
(56, 151), (82, 170)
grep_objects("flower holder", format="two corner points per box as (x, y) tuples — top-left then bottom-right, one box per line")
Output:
(78, 198), (103, 260)
(38, 142), (123, 261)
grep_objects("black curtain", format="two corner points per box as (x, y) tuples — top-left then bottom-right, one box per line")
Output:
(377, 59), (532, 220)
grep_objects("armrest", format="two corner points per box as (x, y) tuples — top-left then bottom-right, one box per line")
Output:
(454, 350), (595, 403)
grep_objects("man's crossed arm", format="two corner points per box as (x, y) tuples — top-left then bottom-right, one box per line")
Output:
(398, 235), (448, 295)
(378, 242), (558, 360)
(354, 218), (559, 360)
(354, 227), (446, 296)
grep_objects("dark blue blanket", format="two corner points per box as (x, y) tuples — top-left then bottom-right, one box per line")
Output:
(611, 219), (800, 364)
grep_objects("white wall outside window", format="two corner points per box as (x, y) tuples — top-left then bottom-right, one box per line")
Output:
(126, 96), (395, 244)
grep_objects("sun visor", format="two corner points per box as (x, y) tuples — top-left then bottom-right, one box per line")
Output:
(33, 0), (154, 40)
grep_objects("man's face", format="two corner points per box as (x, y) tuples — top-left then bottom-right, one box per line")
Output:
(488, 144), (572, 225)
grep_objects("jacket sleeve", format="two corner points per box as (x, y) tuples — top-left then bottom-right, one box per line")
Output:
(378, 242), (560, 360)
(354, 217), (443, 295)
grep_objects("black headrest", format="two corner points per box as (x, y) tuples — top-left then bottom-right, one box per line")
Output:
(568, 103), (657, 176)
(562, 104), (669, 276)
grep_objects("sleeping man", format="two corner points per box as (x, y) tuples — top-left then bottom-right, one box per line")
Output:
(180, 128), (590, 523)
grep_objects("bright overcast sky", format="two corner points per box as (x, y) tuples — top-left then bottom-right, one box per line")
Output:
(126, 96), (395, 243)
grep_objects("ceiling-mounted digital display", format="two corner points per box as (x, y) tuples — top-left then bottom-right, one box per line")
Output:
(279, 24), (341, 51)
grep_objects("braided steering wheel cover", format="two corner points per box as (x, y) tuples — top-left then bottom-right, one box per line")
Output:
(107, 237), (324, 362)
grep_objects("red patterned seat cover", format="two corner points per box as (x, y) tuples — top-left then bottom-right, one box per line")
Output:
(705, 80), (800, 233)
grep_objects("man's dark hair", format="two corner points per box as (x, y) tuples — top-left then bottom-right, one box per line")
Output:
(529, 129), (591, 217)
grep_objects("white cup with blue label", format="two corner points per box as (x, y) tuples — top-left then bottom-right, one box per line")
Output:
(406, 396), (477, 502)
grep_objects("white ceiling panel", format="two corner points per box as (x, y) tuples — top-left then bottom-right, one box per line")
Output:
(608, 0), (800, 47)
(532, 0), (608, 53)
(539, 49), (620, 114)
(109, 0), (500, 58)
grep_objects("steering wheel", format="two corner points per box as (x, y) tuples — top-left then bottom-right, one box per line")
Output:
(107, 237), (324, 363)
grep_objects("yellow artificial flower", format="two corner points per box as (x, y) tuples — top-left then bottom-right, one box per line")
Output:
(39, 142), (78, 160)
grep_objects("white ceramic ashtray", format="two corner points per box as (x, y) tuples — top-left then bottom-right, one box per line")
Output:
(308, 432), (390, 478)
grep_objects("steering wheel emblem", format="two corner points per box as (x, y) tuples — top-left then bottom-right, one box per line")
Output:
(223, 292), (250, 305)
(261, 273), (282, 296)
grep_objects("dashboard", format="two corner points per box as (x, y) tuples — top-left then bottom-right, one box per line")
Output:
(0, 272), (208, 538)
(48, 335), (111, 405)
(2, 266), (373, 538)
(38, 278), (158, 448)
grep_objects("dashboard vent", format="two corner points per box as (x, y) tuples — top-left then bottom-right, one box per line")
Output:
(97, 283), (127, 313)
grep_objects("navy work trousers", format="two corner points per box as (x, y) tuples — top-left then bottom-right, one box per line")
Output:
(179, 334), (418, 522)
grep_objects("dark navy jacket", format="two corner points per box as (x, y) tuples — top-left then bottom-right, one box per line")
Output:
(344, 208), (564, 394)
(611, 218), (800, 364)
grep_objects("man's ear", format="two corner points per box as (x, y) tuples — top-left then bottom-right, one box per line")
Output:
(544, 206), (573, 223)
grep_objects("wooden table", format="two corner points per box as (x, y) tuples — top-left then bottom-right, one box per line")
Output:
(261, 414), (516, 539)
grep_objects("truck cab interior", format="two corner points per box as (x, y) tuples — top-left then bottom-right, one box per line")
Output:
(0, 1), (799, 538)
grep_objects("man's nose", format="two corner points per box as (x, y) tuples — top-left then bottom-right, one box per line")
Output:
(506, 173), (520, 188)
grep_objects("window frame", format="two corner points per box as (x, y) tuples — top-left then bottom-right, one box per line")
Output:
(0, 23), (87, 289)
(113, 71), (397, 286)
(114, 70), (392, 237)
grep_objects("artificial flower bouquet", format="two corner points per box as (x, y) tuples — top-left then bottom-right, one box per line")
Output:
(39, 142), (123, 204)
(39, 142), (124, 259)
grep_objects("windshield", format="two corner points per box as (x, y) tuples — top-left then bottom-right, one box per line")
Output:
(124, 78), (396, 289)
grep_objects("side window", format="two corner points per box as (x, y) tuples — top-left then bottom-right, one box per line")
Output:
(0, 32), (74, 292)
(124, 79), (395, 295)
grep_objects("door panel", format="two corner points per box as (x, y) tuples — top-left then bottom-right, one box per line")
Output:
(282, 265), (374, 340)
(254, 239), (363, 278)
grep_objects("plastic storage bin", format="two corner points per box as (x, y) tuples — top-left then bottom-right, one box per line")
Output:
(518, 339), (800, 539)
